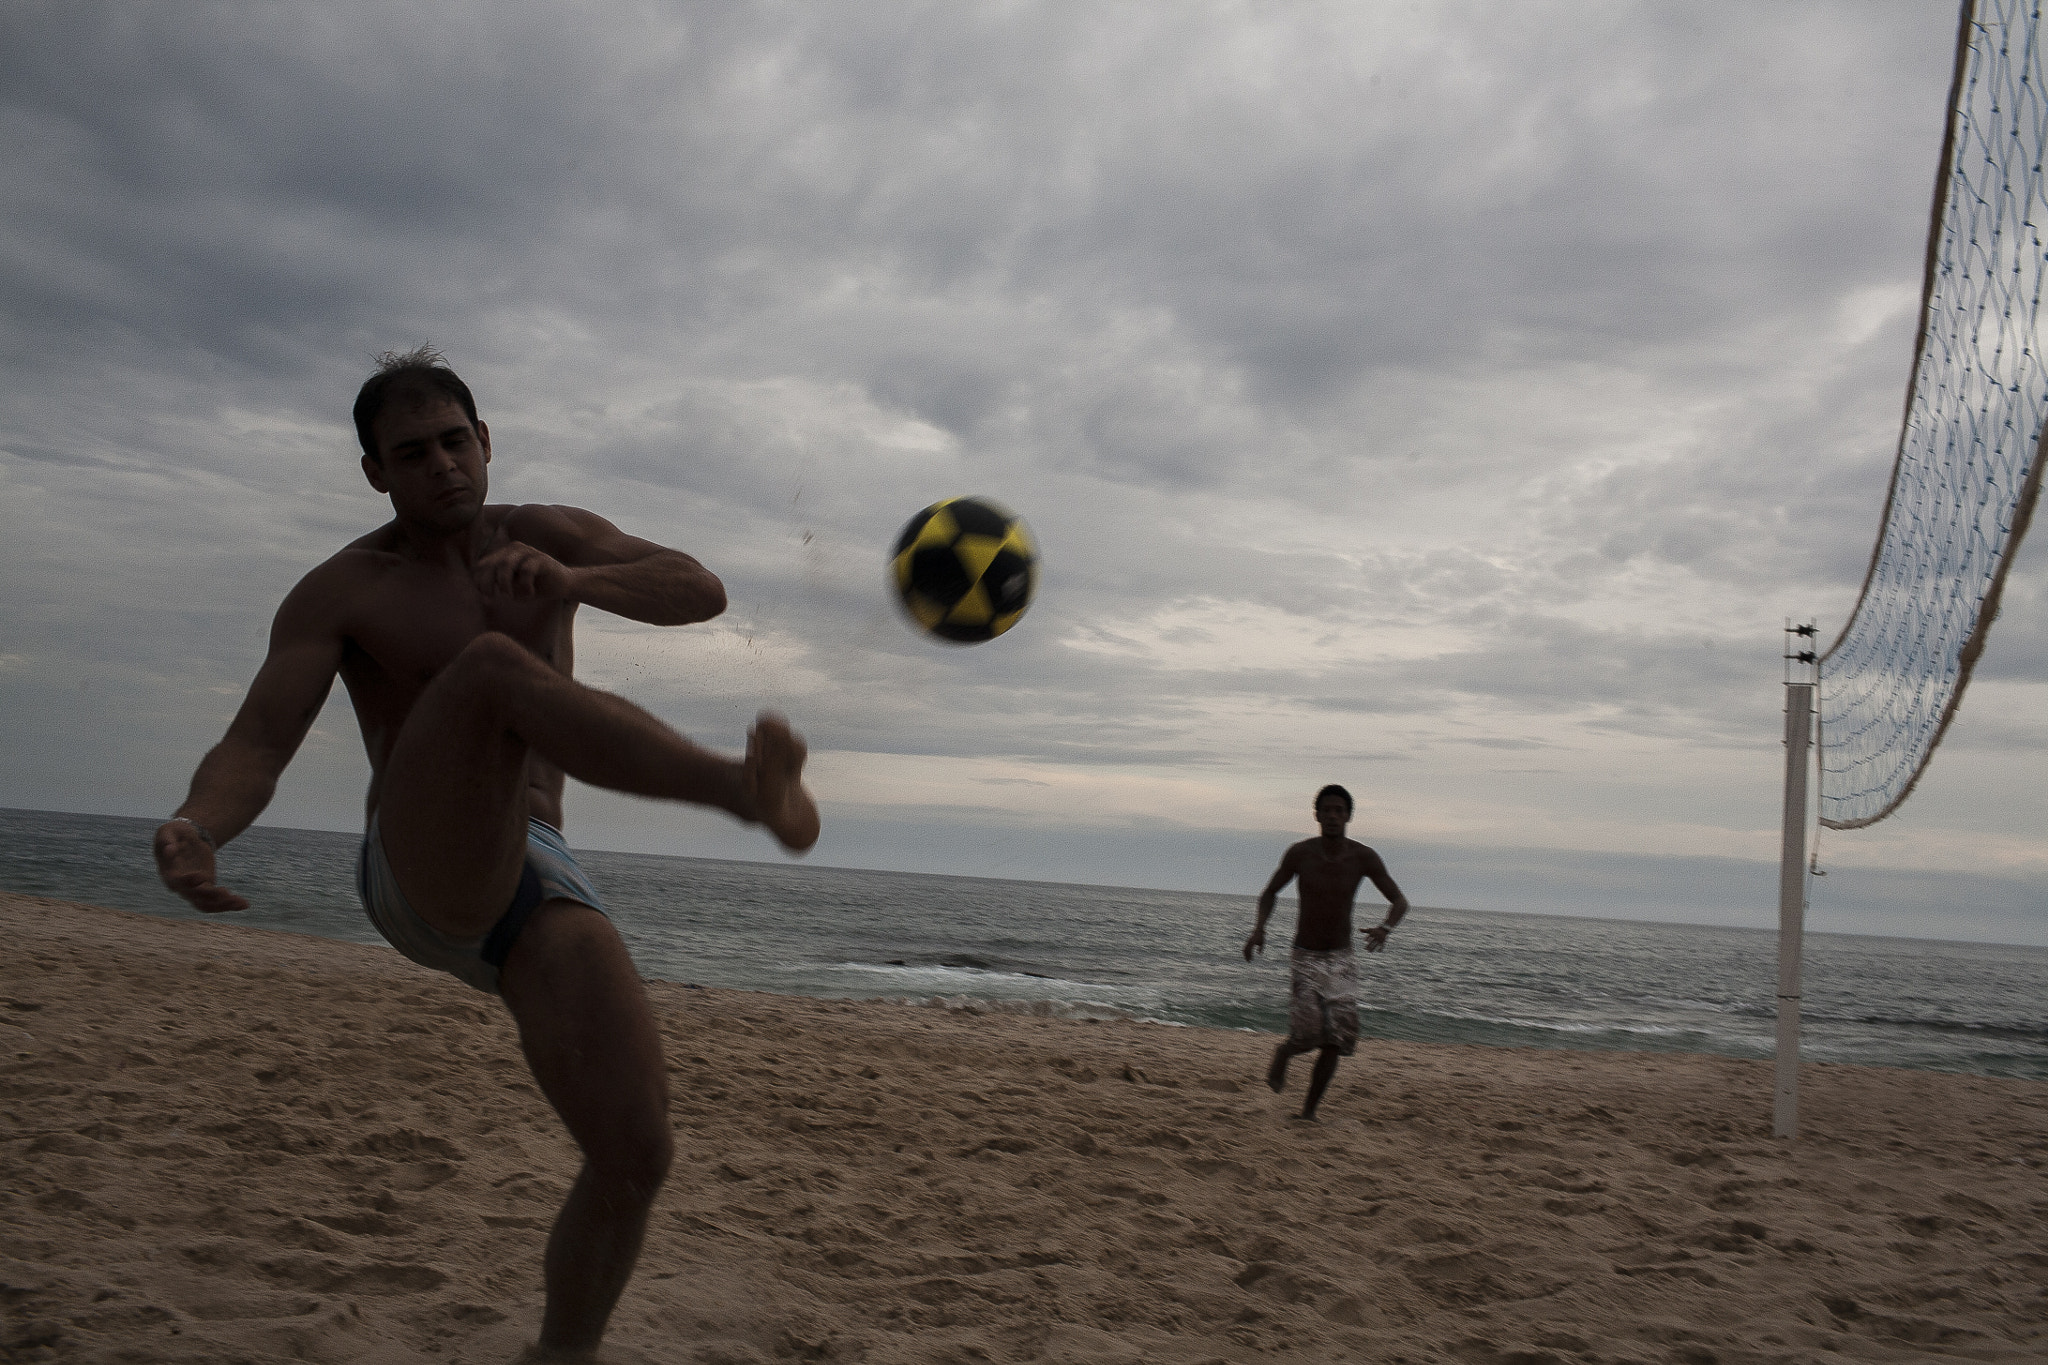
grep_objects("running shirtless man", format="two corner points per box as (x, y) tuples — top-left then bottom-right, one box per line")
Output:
(1243, 784), (1409, 1122)
(151, 348), (819, 1361)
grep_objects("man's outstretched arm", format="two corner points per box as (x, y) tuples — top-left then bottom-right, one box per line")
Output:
(485, 504), (725, 626)
(1245, 847), (1301, 961)
(1360, 849), (1410, 952)
(154, 583), (344, 911)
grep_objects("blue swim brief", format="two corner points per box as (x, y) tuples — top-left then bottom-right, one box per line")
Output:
(355, 814), (606, 995)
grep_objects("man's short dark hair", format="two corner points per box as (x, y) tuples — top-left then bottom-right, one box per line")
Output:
(352, 345), (480, 463)
(1314, 784), (1354, 816)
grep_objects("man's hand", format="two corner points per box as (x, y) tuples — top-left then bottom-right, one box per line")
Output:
(1363, 924), (1390, 953)
(475, 541), (577, 602)
(153, 821), (250, 913)
(1243, 925), (1266, 961)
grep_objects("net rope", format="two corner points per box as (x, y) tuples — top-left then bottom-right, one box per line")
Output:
(1818, 0), (2048, 829)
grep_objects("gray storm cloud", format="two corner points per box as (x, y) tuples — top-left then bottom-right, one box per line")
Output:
(2, 1), (2039, 941)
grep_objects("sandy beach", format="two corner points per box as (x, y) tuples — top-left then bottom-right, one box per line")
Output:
(3, 893), (2044, 1364)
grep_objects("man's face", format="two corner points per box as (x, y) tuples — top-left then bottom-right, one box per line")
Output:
(1316, 797), (1350, 835)
(361, 394), (491, 531)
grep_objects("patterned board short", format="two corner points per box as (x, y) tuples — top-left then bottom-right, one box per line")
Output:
(1288, 945), (1360, 1055)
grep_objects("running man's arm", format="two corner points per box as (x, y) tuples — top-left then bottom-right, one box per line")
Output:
(485, 504), (725, 626)
(1244, 845), (1302, 961)
(1359, 847), (1410, 953)
(154, 579), (344, 911)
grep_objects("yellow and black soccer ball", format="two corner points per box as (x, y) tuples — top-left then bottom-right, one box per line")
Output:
(890, 496), (1037, 643)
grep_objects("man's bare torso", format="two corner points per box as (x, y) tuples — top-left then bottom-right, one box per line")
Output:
(304, 504), (578, 824)
(1288, 836), (1384, 951)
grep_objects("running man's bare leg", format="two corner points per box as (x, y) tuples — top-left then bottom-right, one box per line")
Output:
(1268, 1033), (1322, 1093)
(378, 632), (816, 934)
(1301, 1046), (1343, 1121)
(500, 902), (673, 1360)
(1267, 1042), (1295, 1093)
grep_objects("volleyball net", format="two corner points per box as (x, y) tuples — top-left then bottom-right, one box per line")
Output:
(1818, 0), (2047, 830)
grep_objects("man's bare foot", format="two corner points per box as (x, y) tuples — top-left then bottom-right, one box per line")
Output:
(745, 711), (820, 852)
(1266, 1044), (1290, 1093)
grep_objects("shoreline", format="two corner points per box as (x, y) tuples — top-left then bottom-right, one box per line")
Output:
(7, 806), (2044, 1083)
(5, 891), (2046, 1363)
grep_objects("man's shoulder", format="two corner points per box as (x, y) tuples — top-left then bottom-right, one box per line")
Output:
(280, 528), (399, 604)
(319, 526), (405, 575)
(501, 501), (601, 540)
(333, 521), (402, 557)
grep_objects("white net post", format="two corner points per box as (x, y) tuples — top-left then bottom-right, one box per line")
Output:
(1773, 681), (1813, 1140)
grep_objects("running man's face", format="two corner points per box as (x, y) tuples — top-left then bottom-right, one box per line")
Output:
(1315, 796), (1350, 836)
(362, 395), (492, 531)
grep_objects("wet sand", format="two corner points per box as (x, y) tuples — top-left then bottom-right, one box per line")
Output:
(3, 892), (2044, 1363)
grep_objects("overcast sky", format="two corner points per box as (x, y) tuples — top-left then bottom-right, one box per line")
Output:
(3, 1), (2042, 944)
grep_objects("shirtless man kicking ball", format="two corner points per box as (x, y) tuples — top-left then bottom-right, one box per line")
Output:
(1243, 785), (1409, 1122)
(152, 347), (819, 1360)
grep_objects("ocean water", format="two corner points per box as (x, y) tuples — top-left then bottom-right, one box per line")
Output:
(5, 807), (2044, 1082)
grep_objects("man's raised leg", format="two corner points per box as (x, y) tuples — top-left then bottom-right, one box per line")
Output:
(500, 902), (673, 1360)
(378, 632), (817, 936)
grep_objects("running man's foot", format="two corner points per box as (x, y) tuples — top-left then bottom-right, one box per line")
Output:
(1266, 1044), (1290, 1094)
(745, 712), (820, 852)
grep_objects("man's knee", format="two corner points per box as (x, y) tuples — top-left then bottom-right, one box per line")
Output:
(589, 1113), (673, 1199)
(442, 631), (544, 690)
(543, 1060), (673, 1201)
